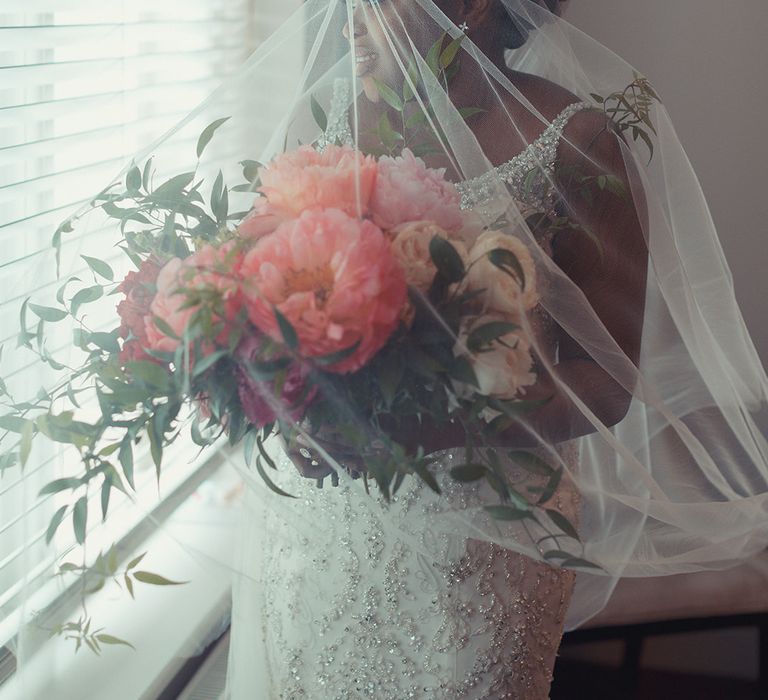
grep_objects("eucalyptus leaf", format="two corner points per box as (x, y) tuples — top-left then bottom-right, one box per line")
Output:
(372, 79), (403, 112)
(81, 256), (114, 281)
(546, 508), (580, 541)
(73, 496), (88, 545)
(310, 95), (328, 132)
(196, 117), (231, 159)
(46, 505), (68, 544)
(29, 303), (67, 322)
(71, 285), (104, 317)
(255, 456), (296, 498)
(133, 570), (187, 586)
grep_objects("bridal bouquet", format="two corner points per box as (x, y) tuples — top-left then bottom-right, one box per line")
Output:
(113, 140), (545, 501)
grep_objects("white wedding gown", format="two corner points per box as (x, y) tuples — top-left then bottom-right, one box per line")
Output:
(228, 444), (580, 700)
(226, 102), (588, 700)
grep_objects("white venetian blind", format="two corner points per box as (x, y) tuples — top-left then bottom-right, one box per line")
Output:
(0, 0), (301, 655)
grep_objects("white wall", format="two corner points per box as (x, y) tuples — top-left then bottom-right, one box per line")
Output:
(561, 1), (767, 680)
(564, 0), (768, 365)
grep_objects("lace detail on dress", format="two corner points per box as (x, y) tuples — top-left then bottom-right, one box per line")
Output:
(455, 101), (592, 213)
(248, 444), (579, 700)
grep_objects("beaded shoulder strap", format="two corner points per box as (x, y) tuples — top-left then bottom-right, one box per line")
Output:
(456, 101), (593, 212)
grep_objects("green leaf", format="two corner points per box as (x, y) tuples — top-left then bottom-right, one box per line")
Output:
(81, 256), (114, 281)
(19, 420), (34, 467)
(101, 475), (112, 521)
(543, 549), (575, 561)
(73, 496), (88, 545)
(89, 331), (120, 354)
(46, 505), (68, 544)
(0, 415), (30, 433)
(142, 157), (154, 191)
(439, 34), (464, 69)
(29, 303), (67, 322)
(153, 172), (195, 199)
(546, 509), (580, 541)
(466, 321), (519, 353)
(405, 110), (429, 130)
(314, 341), (361, 368)
(402, 58), (419, 102)
(310, 95), (328, 132)
(449, 463), (487, 482)
(537, 467), (563, 505)
(39, 477), (82, 496)
(125, 165), (142, 193)
(483, 504), (534, 521)
(196, 117), (231, 159)
(255, 456), (296, 498)
(429, 236), (465, 283)
(488, 247), (526, 290)
(148, 413), (164, 475)
(426, 35), (444, 76)
(377, 111), (403, 150)
(125, 574), (135, 599)
(71, 285), (103, 317)
(561, 557), (602, 570)
(458, 107), (485, 121)
(133, 570), (187, 586)
(192, 350), (227, 377)
(372, 78), (403, 111)
(273, 307), (298, 350)
(126, 552), (146, 570)
(95, 634), (135, 650)
(507, 450), (555, 477)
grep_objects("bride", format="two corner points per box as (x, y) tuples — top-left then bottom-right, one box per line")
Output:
(223, 1), (768, 698)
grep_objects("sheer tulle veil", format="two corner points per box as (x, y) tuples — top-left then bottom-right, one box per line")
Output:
(4, 0), (768, 695)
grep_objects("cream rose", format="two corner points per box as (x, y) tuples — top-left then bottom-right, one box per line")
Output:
(453, 315), (537, 400)
(389, 221), (468, 294)
(465, 231), (538, 317)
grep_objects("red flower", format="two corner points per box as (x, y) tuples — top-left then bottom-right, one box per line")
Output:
(116, 257), (162, 365)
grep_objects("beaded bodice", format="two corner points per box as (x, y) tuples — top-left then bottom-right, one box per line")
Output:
(317, 79), (592, 217)
(454, 101), (592, 214)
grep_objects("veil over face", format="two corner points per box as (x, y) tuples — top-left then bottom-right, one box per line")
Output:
(3, 4), (768, 685)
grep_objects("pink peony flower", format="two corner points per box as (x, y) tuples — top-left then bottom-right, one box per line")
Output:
(116, 257), (162, 365)
(238, 197), (284, 241)
(370, 148), (463, 233)
(254, 144), (378, 224)
(145, 243), (244, 354)
(234, 333), (317, 428)
(240, 208), (406, 374)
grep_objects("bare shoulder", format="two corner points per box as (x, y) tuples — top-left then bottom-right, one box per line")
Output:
(512, 72), (618, 160)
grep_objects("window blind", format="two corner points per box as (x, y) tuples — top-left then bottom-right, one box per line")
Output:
(0, 0), (300, 657)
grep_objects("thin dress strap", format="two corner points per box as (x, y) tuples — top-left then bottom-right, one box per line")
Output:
(456, 101), (593, 213)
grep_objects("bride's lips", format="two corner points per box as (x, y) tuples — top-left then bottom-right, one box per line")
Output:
(354, 46), (378, 76)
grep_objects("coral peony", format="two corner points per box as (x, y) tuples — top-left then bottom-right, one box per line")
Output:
(464, 231), (538, 318)
(240, 208), (406, 373)
(145, 243), (244, 354)
(235, 333), (317, 427)
(116, 257), (162, 364)
(370, 148), (463, 233)
(238, 197), (284, 241)
(453, 314), (537, 400)
(255, 144), (377, 223)
(389, 220), (468, 293)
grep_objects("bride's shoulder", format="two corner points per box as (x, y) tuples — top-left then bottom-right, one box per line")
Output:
(514, 72), (622, 162)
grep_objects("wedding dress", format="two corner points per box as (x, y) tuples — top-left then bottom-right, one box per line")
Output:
(227, 101), (591, 700)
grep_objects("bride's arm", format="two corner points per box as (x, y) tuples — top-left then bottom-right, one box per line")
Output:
(422, 112), (649, 451)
